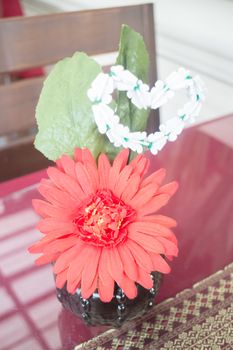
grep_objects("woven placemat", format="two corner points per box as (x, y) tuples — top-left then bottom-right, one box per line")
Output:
(75, 262), (233, 350)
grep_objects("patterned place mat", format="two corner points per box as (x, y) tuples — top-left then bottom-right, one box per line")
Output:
(75, 263), (233, 350)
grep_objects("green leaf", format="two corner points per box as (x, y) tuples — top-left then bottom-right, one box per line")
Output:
(35, 52), (108, 161)
(116, 25), (150, 132)
(35, 26), (151, 162)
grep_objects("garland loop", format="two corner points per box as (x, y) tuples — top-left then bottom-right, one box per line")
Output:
(88, 66), (205, 154)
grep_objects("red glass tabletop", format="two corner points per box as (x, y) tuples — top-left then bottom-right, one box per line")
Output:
(0, 115), (233, 350)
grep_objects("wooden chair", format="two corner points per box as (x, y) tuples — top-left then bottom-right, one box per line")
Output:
(0, 4), (158, 182)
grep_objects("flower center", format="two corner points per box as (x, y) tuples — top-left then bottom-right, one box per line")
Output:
(74, 189), (135, 247)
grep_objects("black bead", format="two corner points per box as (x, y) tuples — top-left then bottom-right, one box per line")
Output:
(81, 300), (87, 306)
(149, 287), (156, 296)
(82, 312), (89, 321)
(117, 303), (126, 315)
(117, 316), (123, 324)
(57, 292), (62, 301)
(56, 271), (162, 327)
(148, 300), (154, 308)
(116, 289), (126, 303)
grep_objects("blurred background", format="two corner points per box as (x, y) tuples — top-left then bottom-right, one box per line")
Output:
(19, 0), (233, 124)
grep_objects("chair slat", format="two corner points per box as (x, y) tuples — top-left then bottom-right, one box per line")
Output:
(0, 76), (44, 135)
(0, 135), (52, 182)
(0, 4), (154, 74)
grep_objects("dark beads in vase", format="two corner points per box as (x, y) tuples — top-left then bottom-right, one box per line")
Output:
(56, 272), (162, 327)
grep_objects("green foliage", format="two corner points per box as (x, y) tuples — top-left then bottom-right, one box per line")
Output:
(116, 25), (150, 132)
(35, 53), (105, 160)
(35, 26), (150, 161)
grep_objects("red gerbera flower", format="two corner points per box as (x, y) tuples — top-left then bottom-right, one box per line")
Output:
(29, 148), (178, 302)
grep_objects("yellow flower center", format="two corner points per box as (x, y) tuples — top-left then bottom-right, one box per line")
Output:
(74, 189), (135, 247)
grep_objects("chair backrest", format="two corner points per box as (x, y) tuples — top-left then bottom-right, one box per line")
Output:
(0, 4), (158, 181)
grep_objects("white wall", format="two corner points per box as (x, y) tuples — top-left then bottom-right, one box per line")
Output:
(155, 0), (233, 123)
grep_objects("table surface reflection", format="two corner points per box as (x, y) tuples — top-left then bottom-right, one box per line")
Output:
(0, 115), (233, 350)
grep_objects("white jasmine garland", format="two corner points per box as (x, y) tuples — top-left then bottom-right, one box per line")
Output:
(87, 72), (114, 104)
(88, 66), (205, 155)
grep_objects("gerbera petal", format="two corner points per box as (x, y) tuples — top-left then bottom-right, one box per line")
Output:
(113, 149), (130, 172)
(55, 268), (68, 289)
(98, 249), (113, 286)
(35, 252), (59, 266)
(158, 181), (179, 196)
(36, 230), (74, 246)
(82, 274), (98, 299)
(118, 274), (137, 299)
(59, 155), (76, 179)
(113, 165), (133, 197)
(98, 153), (111, 189)
(43, 236), (78, 254)
(67, 245), (93, 284)
(140, 158), (150, 178)
(81, 148), (97, 169)
(138, 194), (170, 216)
(118, 243), (138, 280)
(67, 275), (82, 294)
(81, 247), (101, 299)
(56, 158), (64, 172)
(47, 167), (86, 202)
(32, 199), (73, 219)
(38, 181), (77, 209)
(126, 240), (153, 272)
(141, 168), (166, 188)
(166, 255), (174, 262)
(30, 226), (74, 253)
(109, 149), (129, 189)
(75, 162), (95, 195)
(129, 183), (159, 209)
(98, 277), (114, 302)
(37, 218), (75, 234)
(128, 231), (165, 254)
(130, 154), (150, 178)
(141, 214), (177, 228)
(121, 173), (141, 203)
(130, 154), (142, 168)
(79, 149), (99, 190)
(155, 237), (178, 256)
(84, 162), (99, 192)
(129, 222), (177, 243)
(137, 268), (153, 289)
(106, 247), (123, 284)
(149, 253), (171, 274)
(164, 231), (177, 245)
(28, 240), (47, 254)
(53, 241), (84, 274)
(74, 148), (82, 162)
